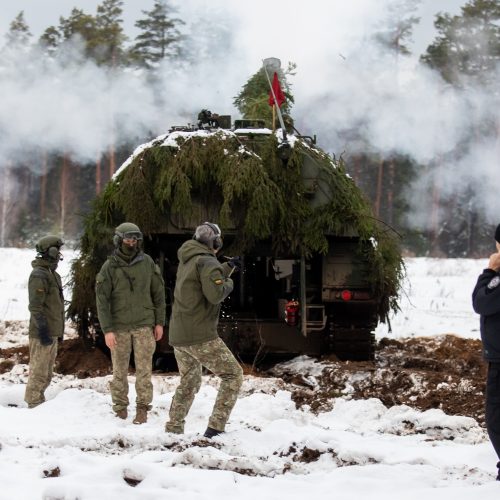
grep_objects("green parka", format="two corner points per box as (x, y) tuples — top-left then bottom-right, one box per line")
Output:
(28, 259), (65, 339)
(168, 239), (233, 347)
(95, 251), (166, 333)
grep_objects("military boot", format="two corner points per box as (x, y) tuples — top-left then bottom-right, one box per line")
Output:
(115, 409), (127, 420)
(203, 427), (223, 438)
(133, 406), (148, 425)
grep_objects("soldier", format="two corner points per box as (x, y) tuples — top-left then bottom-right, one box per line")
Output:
(472, 223), (500, 481)
(96, 222), (166, 424)
(25, 235), (65, 408)
(165, 222), (243, 438)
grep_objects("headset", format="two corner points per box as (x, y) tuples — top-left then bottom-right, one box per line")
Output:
(47, 246), (62, 260)
(195, 222), (223, 250)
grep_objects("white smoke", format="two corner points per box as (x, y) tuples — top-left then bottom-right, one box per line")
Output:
(0, 0), (497, 232)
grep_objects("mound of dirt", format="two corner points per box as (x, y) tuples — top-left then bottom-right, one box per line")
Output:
(0, 339), (112, 378)
(286, 334), (487, 424)
(56, 338), (112, 378)
(0, 344), (29, 373)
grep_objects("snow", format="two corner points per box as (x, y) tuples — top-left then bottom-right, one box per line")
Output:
(1, 249), (499, 498)
(375, 257), (483, 339)
(112, 127), (314, 181)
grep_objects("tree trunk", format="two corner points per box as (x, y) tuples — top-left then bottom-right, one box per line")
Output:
(109, 142), (116, 179)
(352, 155), (361, 185)
(60, 155), (69, 235)
(40, 152), (48, 219)
(374, 158), (384, 218)
(96, 155), (102, 194)
(0, 165), (11, 246)
(430, 165), (440, 256)
(386, 158), (395, 225)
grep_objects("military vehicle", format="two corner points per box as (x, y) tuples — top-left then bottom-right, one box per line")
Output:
(69, 109), (403, 364)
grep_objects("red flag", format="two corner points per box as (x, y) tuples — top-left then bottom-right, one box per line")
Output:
(268, 72), (285, 108)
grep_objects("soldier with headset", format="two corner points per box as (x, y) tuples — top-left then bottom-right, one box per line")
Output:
(25, 235), (65, 408)
(165, 222), (243, 438)
(96, 222), (166, 424)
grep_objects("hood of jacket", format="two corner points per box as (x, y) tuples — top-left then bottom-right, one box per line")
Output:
(177, 239), (213, 265)
(110, 249), (144, 267)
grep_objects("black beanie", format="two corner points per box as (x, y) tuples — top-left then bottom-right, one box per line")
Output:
(495, 224), (500, 243)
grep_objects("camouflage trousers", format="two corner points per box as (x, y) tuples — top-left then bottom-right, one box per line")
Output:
(25, 337), (58, 408)
(109, 326), (156, 412)
(166, 337), (243, 433)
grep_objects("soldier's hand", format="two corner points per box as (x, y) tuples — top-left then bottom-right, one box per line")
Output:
(105, 332), (117, 350)
(154, 325), (163, 341)
(39, 328), (53, 346)
(228, 256), (241, 270)
(488, 253), (500, 271)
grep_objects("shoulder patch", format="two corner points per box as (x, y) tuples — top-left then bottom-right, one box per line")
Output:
(488, 276), (500, 289)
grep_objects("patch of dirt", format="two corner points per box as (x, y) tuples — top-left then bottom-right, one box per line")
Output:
(0, 345), (29, 372)
(43, 467), (61, 478)
(56, 338), (112, 378)
(288, 335), (487, 424)
(0, 339), (112, 377)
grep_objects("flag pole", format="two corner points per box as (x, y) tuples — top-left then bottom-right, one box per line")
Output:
(262, 61), (287, 142)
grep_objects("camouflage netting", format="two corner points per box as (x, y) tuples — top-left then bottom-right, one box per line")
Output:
(68, 130), (404, 334)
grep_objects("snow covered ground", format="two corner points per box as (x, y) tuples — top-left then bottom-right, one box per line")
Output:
(1, 249), (498, 499)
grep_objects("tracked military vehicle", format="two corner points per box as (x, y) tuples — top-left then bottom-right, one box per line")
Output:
(69, 110), (403, 364)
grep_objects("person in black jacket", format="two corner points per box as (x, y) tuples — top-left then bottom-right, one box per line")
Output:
(472, 223), (500, 481)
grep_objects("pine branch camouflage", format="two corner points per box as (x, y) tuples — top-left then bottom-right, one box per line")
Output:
(69, 129), (404, 337)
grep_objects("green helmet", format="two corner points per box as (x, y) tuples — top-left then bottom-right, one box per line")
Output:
(36, 235), (64, 259)
(114, 222), (143, 247)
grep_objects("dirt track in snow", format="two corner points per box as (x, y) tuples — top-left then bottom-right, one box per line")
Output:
(0, 330), (487, 424)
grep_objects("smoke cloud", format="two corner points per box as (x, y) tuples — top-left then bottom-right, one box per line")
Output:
(0, 0), (498, 231)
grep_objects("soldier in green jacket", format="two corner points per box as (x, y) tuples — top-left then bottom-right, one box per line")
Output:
(25, 235), (65, 408)
(96, 222), (166, 424)
(166, 222), (243, 438)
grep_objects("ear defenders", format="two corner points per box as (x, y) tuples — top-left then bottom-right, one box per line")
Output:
(195, 222), (223, 250)
(47, 246), (62, 260)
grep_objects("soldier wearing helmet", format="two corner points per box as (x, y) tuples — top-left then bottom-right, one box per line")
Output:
(24, 234), (65, 408)
(165, 222), (243, 438)
(95, 222), (166, 424)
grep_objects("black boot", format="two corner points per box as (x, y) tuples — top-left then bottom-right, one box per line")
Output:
(203, 427), (223, 438)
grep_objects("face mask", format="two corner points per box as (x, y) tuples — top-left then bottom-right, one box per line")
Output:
(121, 243), (137, 256)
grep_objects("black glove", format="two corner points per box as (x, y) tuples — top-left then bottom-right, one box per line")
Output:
(228, 256), (242, 271)
(37, 316), (53, 346)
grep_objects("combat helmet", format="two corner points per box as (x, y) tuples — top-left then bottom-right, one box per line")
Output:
(113, 222), (143, 247)
(36, 235), (64, 260)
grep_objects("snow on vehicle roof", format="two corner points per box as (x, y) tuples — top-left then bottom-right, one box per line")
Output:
(113, 128), (301, 179)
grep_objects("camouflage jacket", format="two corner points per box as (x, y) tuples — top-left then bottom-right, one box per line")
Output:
(95, 251), (166, 333)
(169, 239), (233, 347)
(28, 258), (65, 339)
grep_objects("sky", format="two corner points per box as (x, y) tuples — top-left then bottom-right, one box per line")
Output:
(1, 250), (500, 498)
(1, 0), (499, 232)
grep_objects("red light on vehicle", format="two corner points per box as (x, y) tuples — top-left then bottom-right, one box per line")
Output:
(341, 290), (352, 301)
